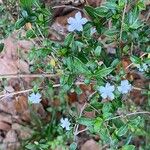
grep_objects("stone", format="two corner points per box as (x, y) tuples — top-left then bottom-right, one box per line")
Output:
(81, 139), (100, 150)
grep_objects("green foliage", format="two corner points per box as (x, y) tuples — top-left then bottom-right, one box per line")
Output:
(0, 0), (17, 39)
(1, 0), (150, 149)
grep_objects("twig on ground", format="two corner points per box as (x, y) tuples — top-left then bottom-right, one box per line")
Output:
(0, 82), (94, 99)
(0, 84), (60, 99)
(0, 73), (59, 79)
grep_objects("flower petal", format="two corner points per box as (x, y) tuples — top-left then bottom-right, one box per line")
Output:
(76, 24), (83, 31)
(99, 86), (105, 93)
(109, 85), (115, 92)
(108, 93), (115, 100)
(67, 17), (75, 24)
(75, 12), (82, 21)
(80, 18), (88, 24)
(36, 93), (41, 99)
(67, 25), (75, 32)
(101, 93), (107, 99)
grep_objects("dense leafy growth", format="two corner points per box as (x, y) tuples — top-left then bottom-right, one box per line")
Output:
(0, 0), (150, 149)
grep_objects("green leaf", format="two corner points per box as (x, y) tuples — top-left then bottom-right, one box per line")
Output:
(104, 28), (119, 37)
(25, 143), (36, 149)
(69, 142), (77, 150)
(105, 2), (117, 11)
(123, 45), (129, 53)
(116, 125), (128, 137)
(20, 0), (35, 9)
(84, 6), (96, 19)
(122, 145), (135, 150)
(99, 127), (111, 143)
(64, 33), (74, 47)
(78, 117), (94, 127)
(129, 19), (142, 29)
(118, 0), (126, 7)
(130, 55), (141, 64)
(93, 67), (113, 78)
(15, 18), (26, 30)
(60, 74), (74, 91)
(95, 6), (109, 17)
(102, 102), (112, 113)
(73, 57), (91, 76)
(75, 86), (82, 95)
(128, 9), (142, 29)
(103, 112), (112, 119)
(94, 46), (101, 56)
(26, 29), (36, 38)
(111, 59), (120, 68)
(90, 101), (103, 110)
(128, 116), (141, 127)
(94, 117), (103, 132)
(0, 43), (4, 53)
(137, 1), (145, 11)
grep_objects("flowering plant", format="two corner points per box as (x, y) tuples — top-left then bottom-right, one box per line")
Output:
(2, 0), (149, 149)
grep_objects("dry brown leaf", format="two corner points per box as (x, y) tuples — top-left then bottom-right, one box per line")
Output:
(14, 96), (28, 114)
(0, 122), (11, 131)
(21, 110), (31, 123)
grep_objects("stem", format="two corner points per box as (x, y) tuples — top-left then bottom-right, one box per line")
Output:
(75, 127), (88, 136)
(74, 103), (87, 140)
(0, 82), (93, 99)
(125, 53), (147, 70)
(119, 2), (127, 41)
(105, 111), (150, 121)
(52, 5), (83, 12)
(0, 73), (59, 79)
(35, 23), (45, 39)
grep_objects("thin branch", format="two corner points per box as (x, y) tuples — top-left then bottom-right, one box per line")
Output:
(125, 53), (147, 70)
(105, 111), (150, 121)
(74, 103), (87, 139)
(0, 88), (33, 99)
(0, 82), (93, 99)
(0, 74), (59, 79)
(87, 91), (97, 101)
(75, 127), (88, 136)
(133, 86), (145, 91)
(88, 103), (100, 114)
(52, 5), (83, 12)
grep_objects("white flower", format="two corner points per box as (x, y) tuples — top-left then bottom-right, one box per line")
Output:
(98, 83), (115, 100)
(60, 118), (71, 131)
(136, 63), (148, 72)
(117, 80), (132, 94)
(28, 92), (42, 103)
(67, 12), (88, 32)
